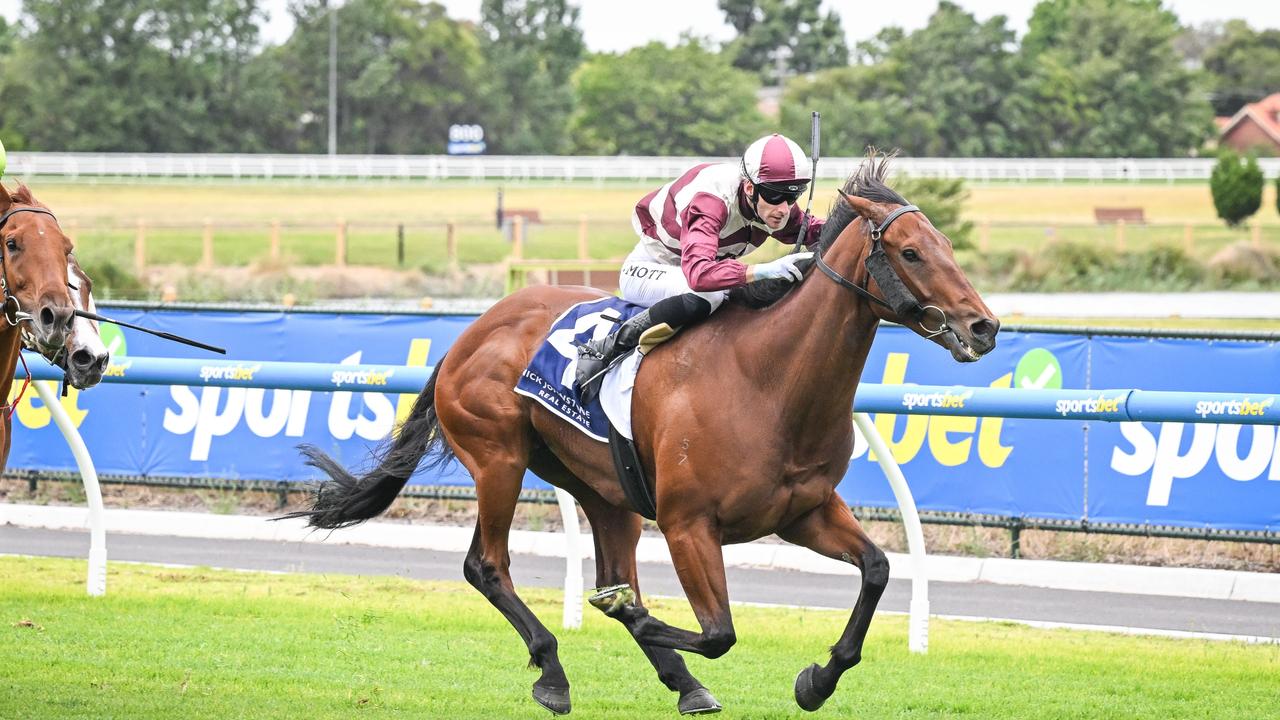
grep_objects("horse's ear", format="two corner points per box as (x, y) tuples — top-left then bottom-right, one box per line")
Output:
(0, 183), (10, 215)
(837, 189), (885, 224)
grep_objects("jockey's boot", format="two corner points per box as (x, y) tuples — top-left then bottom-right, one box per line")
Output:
(575, 309), (667, 403)
(575, 293), (715, 403)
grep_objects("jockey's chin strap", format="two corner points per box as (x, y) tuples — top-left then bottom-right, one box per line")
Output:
(814, 203), (950, 339)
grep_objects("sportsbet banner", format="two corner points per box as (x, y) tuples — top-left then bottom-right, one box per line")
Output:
(7, 307), (1279, 532)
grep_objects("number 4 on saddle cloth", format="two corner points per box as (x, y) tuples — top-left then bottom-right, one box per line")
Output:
(513, 297), (661, 519)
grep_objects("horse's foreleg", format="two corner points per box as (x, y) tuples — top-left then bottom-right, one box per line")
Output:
(589, 521), (736, 660)
(778, 494), (890, 712)
(455, 438), (571, 715)
(581, 498), (720, 715)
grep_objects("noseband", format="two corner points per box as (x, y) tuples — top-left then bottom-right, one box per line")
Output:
(0, 205), (60, 327)
(814, 203), (950, 338)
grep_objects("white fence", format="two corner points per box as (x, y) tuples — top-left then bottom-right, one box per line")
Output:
(7, 152), (1280, 183)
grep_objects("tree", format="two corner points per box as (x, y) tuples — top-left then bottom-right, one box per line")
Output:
(1015, 0), (1212, 157)
(1201, 20), (1280, 117)
(478, 0), (585, 154)
(780, 65), (943, 157)
(719, 0), (848, 85)
(11, 0), (269, 152)
(782, 3), (1020, 157)
(274, 0), (485, 154)
(0, 18), (31, 151)
(1209, 150), (1263, 227)
(894, 175), (974, 249)
(569, 40), (766, 156)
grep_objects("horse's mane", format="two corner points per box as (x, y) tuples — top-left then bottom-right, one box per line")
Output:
(6, 183), (43, 208)
(729, 149), (904, 309)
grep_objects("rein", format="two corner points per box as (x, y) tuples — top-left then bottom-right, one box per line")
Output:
(814, 202), (950, 339)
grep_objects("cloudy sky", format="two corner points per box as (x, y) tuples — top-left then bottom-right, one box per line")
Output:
(1, 0), (1278, 52)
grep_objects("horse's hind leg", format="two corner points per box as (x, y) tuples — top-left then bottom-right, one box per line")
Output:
(777, 494), (890, 712)
(575, 494), (721, 715)
(455, 436), (571, 715)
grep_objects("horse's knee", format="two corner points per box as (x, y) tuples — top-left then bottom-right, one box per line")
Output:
(862, 546), (890, 589)
(700, 627), (736, 659)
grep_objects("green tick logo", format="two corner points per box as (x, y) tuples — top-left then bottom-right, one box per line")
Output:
(1013, 348), (1062, 390)
(99, 323), (126, 359)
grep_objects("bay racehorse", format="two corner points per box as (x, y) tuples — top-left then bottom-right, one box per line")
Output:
(0, 183), (109, 470)
(289, 154), (999, 714)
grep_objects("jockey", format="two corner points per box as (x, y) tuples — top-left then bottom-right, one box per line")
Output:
(575, 133), (824, 397)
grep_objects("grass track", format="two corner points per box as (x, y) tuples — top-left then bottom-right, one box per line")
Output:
(2, 556), (1276, 719)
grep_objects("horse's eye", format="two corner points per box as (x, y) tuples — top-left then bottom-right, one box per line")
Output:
(5, 239), (16, 252)
(902, 248), (920, 262)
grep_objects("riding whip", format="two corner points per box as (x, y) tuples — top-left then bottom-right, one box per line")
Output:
(73, 309), (226, 354)
(793, 111), (821, 255)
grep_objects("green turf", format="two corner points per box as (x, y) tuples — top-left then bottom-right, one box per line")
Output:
(1, 556), (1275, 719)
(16, 179), (1279, 271)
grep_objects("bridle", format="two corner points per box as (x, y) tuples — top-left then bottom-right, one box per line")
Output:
(0, 205), (60, 328)
(0, 204), (66, 413)
(813, 202), (951, 339)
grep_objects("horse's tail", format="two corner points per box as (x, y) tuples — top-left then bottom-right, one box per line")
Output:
(281, 357), (456, 530)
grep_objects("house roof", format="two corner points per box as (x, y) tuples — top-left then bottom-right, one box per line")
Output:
(1219, 92), (1280, 147)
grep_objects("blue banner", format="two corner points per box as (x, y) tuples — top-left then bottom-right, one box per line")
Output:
(8, 307), (1280, 532)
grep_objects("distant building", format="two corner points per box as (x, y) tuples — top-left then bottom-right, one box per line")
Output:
(1217, 93), (1280, 156)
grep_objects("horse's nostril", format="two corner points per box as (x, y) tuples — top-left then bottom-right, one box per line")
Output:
(71, 349), (93, 369)
(95, 353), (109, 371)
(970, 318), (996, 339)
(40, 307), (55, 327)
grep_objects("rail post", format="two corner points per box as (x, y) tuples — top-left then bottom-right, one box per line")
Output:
(201, 219), (215, 269)
(134, 219), (147, 274)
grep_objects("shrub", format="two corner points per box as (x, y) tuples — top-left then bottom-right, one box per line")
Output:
(79, 259), (145, 299)
(1207, 242), (1280, 285)
(893, 174), (974, 250)
(1209, 150), (1263, 227)
(1114, 245), (1204, 290)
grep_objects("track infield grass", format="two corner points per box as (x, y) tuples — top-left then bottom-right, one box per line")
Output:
(16, 180), (1280, 272)
(1, 556), (1275, 719)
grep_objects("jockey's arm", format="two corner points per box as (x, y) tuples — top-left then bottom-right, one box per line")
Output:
(679, 198), (748, 292)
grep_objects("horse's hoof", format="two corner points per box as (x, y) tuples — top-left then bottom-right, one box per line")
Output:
(678, 687), (722, 715)
(532, 683), (571, 715)
(588, 583), (635, 615)
(794, 664), (827, 712)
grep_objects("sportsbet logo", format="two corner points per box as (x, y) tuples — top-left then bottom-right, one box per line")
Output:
(199, 363), (261, 382)
(1194, 397), (1274, 419)
(901, 389), (972, 411)
(104, 360), (132, 378)
(860, 347), (1066, 468)
(1055, 394), (1122, 417)
(331, 368), (396, 388)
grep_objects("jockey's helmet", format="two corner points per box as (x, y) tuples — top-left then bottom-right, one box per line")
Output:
(741, 134), (811, 205)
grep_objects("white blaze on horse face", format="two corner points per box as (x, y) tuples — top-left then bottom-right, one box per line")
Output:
(67, 262), (108, 359)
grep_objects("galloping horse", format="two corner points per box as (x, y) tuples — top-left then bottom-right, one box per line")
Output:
(291, 155), (999, 714)
(0, 182), (109, 471)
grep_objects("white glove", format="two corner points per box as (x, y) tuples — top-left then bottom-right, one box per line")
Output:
(749, 252), (813, 282)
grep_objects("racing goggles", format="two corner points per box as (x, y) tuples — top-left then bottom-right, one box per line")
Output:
(756, 182), (807, 205)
